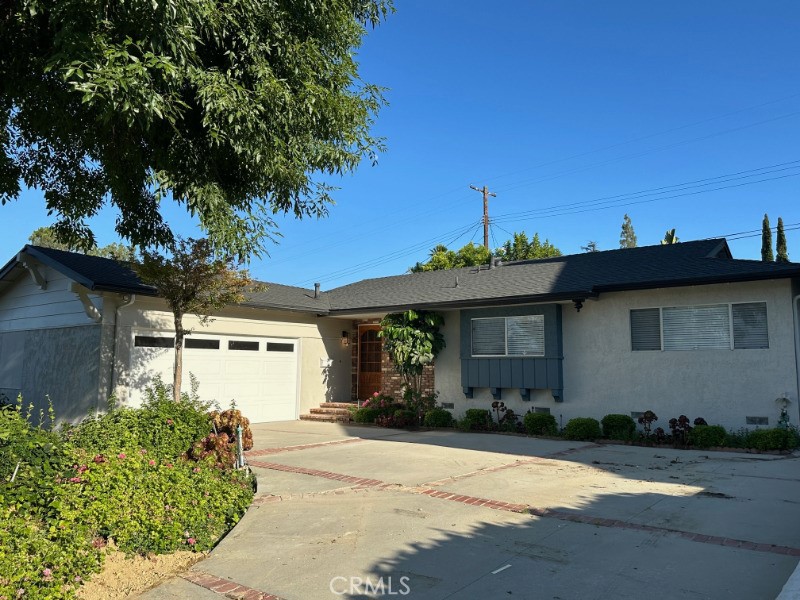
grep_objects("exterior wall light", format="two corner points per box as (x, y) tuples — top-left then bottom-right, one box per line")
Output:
(342, 331), (350, 347)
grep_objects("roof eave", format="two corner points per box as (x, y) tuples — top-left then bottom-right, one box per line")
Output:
(328, 290), (597, 315)
(594, 270), (800, 294)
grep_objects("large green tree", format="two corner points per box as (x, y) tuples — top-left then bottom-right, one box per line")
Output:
(1, 0), (391, 258)
(776, 217), (789, 263)
(619, 214), (637, 248)
(495, 232), (562, 261)
(136, 238), (253, 402)
(762, 215), (774, 261)
(411, 232), (561, 272)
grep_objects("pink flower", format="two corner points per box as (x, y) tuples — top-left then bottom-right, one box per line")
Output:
(148, 459), (156, 466)
(193, 467), (201, 473)
(77, 465), (88, 474)
(74, 576), (82, 583)
(372, 391), (379, 397)
(166, 419), (174, 426)
(68, 477), (82, 484)
(139, 449), (147, 455)
(117, 453), (126, 460)
(187, 537), (196, 545)
(42, 568), (53, 581)
(166, 463), (173, 468)
(92, 455), (106, 464)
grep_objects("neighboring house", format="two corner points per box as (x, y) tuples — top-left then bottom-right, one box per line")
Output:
(1, 239), (799, 431)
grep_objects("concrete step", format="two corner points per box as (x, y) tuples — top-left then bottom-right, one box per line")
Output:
(310, 407), (353, 416)
(299, 413), (351, 423)
(321, 402), (359, 409)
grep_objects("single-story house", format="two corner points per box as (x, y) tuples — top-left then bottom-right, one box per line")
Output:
(1, 239), (799, 431)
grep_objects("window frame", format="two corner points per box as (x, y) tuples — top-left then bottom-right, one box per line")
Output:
(630, 302), (768, 352)
(471, 314), (545, 358)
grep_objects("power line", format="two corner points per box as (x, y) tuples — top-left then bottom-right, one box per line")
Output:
(493, 160), (800, 221)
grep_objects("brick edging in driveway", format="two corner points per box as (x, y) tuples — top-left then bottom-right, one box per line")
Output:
(181, 570), (285, 600)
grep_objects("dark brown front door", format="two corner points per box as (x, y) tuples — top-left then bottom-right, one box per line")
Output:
(358, 325), (382, 400)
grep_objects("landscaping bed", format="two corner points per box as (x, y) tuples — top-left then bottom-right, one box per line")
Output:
(0, 379), (255, 600)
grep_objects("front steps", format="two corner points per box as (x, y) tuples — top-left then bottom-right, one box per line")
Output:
(299, 402), (357, 423)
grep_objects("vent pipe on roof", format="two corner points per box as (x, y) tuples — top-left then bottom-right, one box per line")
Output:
(314, 282), (320, 299)
(489, 255), (496, 269)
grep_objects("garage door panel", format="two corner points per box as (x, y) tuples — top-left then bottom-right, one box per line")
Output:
(129, 333), (298, 423)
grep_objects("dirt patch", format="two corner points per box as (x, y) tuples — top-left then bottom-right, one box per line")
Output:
(77, 545), (206, 600)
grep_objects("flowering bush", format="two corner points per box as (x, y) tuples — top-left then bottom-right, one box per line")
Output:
(59, 450), (253, 555)
(187, 432), (237, 469)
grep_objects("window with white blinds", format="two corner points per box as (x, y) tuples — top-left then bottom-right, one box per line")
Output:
(471, 315), (545, 357)
(631, 302), (768, 351)
(663, 305), (730, 350)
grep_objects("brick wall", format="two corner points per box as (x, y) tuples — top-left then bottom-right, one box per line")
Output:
(350, 319), (436, 402)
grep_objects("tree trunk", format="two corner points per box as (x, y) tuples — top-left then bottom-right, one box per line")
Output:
(173, 314), (184, 403)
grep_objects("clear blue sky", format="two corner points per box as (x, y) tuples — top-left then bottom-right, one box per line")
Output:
(3, 1), (799, 289)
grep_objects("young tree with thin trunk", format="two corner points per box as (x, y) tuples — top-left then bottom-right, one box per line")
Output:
(137, 238), (253, 402)
(619, 214), (637, 248)
(777, 217), (789, 263)
(762, 214), (774, 261)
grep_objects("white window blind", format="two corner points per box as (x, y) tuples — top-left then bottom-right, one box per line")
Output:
(630, 308), (661, 351)
(662, 305), (730, 350)
(507, 315), (545, 356)
(471, 315), (545, 357)
(471, 317), (506, 356)
(732, 302), (769, 349)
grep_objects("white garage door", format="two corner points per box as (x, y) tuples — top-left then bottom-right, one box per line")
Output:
(129, 333), (299, 423)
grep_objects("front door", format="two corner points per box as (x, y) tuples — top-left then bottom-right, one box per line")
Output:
(358, 325), (382, 400)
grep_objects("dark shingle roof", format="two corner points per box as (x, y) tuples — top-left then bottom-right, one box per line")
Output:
(325, 239), (800, 313)
(3, 239), (799, 316)
(0, 245), (329, 314)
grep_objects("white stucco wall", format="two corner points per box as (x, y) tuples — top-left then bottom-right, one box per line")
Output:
(434, 280), (799, 432)
(113, 297), (351, 416)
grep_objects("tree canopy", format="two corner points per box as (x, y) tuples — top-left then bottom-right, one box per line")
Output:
(619, 214), (637, 248)
(776, 217), (789, 263)
(761, 215), (774, 261)
(1, 0), (392, 258)
(410, 232), (561, 272)
(661, 229), (679, 245)
(29, 226), (135, 261)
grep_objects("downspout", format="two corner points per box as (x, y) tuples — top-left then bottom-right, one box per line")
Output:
(107, 294), (137, 405)
(793, 294), (800, 425)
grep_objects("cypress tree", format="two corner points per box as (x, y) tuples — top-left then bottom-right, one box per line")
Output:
(776, 217), (789, 263)
(761, 214), (774, 262)
(619, 214), (637, 248)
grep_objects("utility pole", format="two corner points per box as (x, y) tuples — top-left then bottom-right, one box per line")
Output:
(469, 185), (496, 250)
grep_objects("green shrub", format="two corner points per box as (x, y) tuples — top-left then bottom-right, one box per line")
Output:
(59, 451), (254, 555)
(746, 428), (797, 451)
(563, 417), (602, 441)
(0, 512), (103, 600)
(0, 407), (104, 599)
(523, 412), (558, 436)
(459, 409), (492, 431)
(352, 407), (381, 424)
(423, 408), (453, 428)
(689, 425), (727, 449)
(601, 414), (636, 440)
(67, 376), (212, 459)
(391, 409), (417, 428)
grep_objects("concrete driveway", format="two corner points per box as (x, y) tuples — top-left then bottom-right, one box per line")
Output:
(141, 421), (800, 600)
